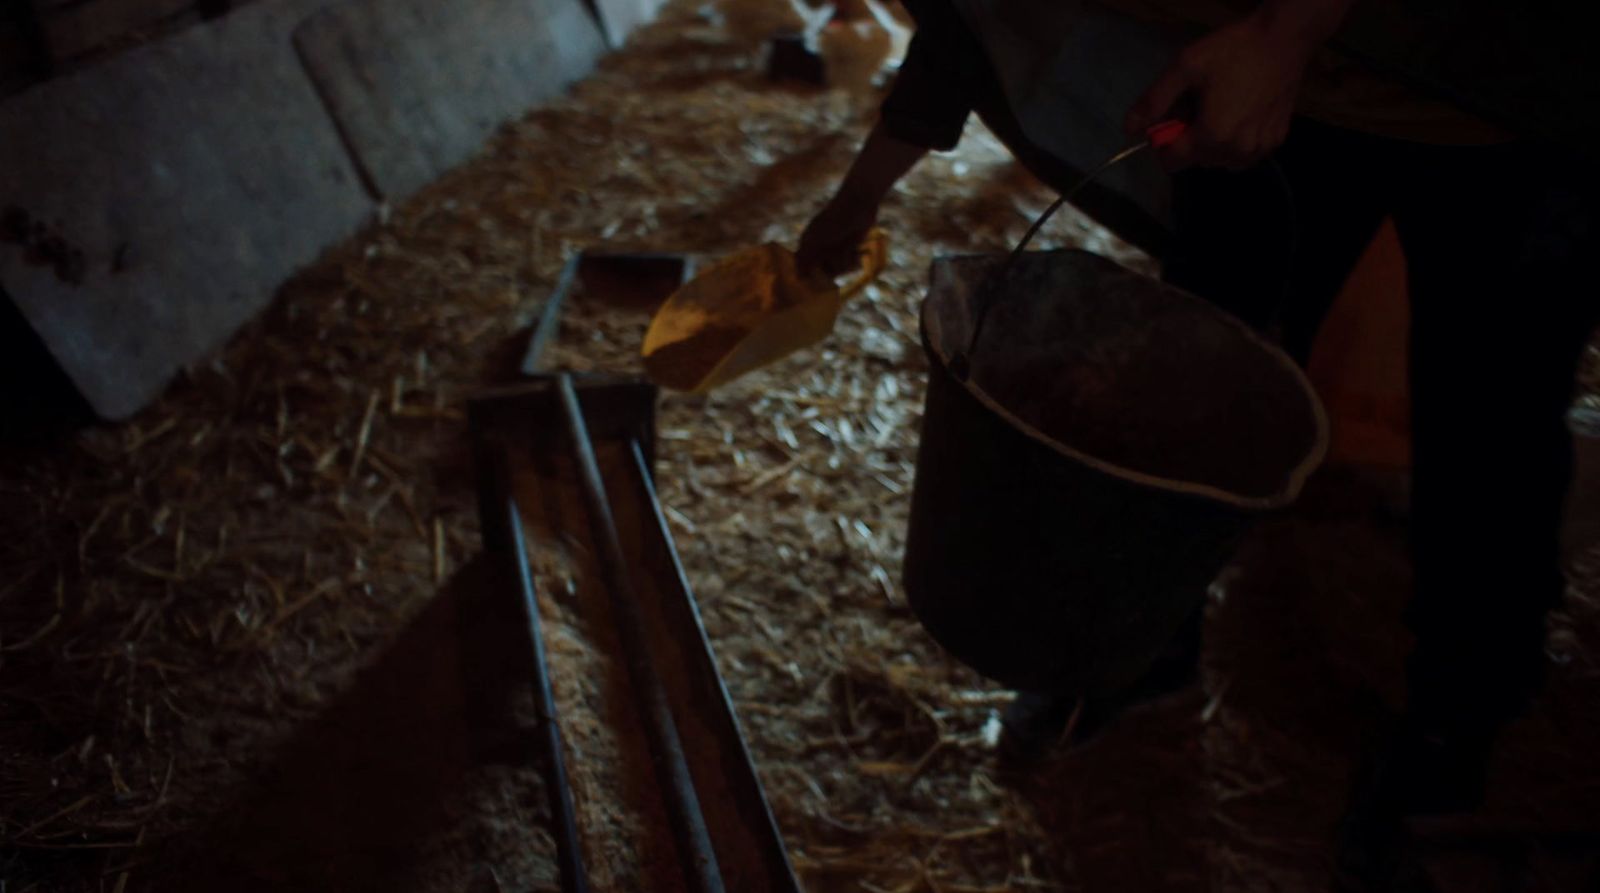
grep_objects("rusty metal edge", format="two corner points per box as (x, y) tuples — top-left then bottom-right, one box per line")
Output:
(519, 249), (696, 377)
(521, 253), (582, 377)
(469, 413), (591, 893)
(556, 372), (726, 893)
(468, 375), (657, 471)
(622, 437), (806, 893)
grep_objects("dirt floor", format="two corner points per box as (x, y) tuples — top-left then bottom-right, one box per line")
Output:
(5, 2), (1600, 891)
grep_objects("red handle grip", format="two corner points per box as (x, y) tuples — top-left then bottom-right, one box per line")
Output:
(1145, 119), (1188, 149)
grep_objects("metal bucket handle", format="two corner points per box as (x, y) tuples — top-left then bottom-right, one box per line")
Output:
(949, 117), (1298, 380)
(948, 119), (1185, 378)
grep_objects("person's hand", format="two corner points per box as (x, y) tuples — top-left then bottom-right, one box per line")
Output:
(1126, 14), (1320, 171)
(797, 122), (925, 275)
(797, 193), (880, 277)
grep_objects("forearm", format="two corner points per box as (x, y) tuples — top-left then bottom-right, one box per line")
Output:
(833, 122), (928, 206)
(798, 123), (923, 273)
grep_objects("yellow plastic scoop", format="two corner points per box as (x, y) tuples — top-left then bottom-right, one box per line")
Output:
(641, 230), (887, 393)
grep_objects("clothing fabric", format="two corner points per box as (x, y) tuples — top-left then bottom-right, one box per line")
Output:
(883, 0), (1179, 249)
(879, 0), (988, 150)
(1072, 0), (1512, 144)
(1163, 117), (1598, 732)
(883, 0), (1565, 153)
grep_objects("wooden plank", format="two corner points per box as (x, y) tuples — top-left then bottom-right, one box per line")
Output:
(37, 0), (195, 62)
(293, 0), (605, 201)
(0, 0), (372, 419)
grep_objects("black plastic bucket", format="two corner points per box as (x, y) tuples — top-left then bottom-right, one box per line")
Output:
(903, 250), (1327, 696)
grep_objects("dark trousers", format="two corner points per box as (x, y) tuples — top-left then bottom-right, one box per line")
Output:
(1163, 118), (1600, 736)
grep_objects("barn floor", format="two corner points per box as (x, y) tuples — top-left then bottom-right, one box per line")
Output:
(5, 2), (1600, 891)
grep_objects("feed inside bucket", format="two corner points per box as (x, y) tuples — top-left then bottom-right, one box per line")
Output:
(924, 250), (1328, 510)
(641, 231), (886, 393)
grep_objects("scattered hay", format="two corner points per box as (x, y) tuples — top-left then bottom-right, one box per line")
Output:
(5, 1), (1599, 891)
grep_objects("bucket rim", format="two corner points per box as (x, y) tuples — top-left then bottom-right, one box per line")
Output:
(921, 250), (1330, 512)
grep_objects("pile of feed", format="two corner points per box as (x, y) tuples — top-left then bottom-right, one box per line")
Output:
(515, 458), (690, 893)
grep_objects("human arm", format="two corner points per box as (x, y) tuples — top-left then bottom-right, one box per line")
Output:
(798, 0), (985, 275)
(797, 123), (926, 276)
(1126, 0), (1357, 170)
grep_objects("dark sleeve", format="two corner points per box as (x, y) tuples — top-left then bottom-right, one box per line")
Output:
(878, 0), (986, 151)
